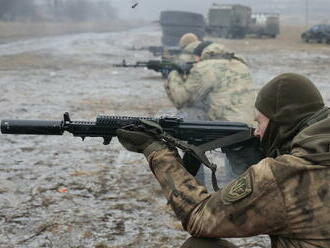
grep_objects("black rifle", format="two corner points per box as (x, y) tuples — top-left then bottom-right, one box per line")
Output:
(129, 46), (182, 57)
(1, 112), (264, 188)
(113, 59), (193, 79)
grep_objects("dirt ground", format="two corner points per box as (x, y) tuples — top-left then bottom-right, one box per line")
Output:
(0, 22), (329, 247)
(0, 21), (146, 44)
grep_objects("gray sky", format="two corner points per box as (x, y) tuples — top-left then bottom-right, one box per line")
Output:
(111, 0), (217, 20)
(111, 0), (330, 24)
(112, 0), (251, 20)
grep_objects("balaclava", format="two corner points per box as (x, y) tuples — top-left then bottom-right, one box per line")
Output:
(255, 73), (324, 157)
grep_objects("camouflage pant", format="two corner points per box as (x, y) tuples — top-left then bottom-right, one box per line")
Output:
(180, 237), (237, 248)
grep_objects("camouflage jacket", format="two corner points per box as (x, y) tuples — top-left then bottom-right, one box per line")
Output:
(165, 43), (255, 124)
(146, 116), (330, 247)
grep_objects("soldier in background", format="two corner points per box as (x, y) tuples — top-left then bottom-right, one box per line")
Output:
(164, 36), (256, 187)
(162, 33), (202, 69)
(165, 39), (255, 123)
(116, 73), (330, 247)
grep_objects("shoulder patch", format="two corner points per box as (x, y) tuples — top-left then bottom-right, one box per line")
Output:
(222, 172), (252, 205)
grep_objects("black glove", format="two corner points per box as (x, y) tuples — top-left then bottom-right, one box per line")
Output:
(116, 129), (168, 156)
(176, 62), (194, 75)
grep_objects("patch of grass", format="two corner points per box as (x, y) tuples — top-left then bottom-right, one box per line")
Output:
(0, 21), (145, 41)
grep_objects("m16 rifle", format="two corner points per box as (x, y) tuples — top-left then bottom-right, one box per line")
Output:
(113, 59), (194, 79)
(1, 112), (264, 190)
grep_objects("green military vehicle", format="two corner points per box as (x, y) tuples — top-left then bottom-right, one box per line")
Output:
(159, 10), (206, 46)
(249, 13), (280, 38)
(206, 3), (251, 38)
(206, 4), (280, 39)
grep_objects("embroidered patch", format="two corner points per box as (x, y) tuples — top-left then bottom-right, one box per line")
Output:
(222, 172), (252, 204)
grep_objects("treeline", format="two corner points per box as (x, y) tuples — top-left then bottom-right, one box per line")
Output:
(0, 0), (117, 22)
(0, 0), (36, 21)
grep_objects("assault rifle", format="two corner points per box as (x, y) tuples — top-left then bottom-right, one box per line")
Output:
(129, 46), (182, 57)
(1, 112), (264, 190)
(113, 59), (194, 79)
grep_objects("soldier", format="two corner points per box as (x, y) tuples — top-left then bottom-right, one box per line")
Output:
(165, 38), (256, 187)
(116, 73), (330, 247)
(165, 40), (255, 123)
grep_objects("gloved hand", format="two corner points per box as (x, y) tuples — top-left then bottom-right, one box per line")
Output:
(176, 62), (194, 75)
(116, 129), (168, 156)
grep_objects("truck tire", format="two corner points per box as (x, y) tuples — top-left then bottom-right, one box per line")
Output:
(301, 34), (309, 43)
(230, 27), (247, 39)
(160, 11), (205, 28)
(321, 37), (329, 44)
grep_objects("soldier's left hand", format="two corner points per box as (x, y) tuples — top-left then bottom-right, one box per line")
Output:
(116, 129), (167, 155)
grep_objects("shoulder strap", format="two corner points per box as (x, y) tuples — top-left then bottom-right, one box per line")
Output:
(161, 129), (255, 191)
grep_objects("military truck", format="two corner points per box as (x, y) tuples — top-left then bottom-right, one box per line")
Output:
(206, 4), (251, 38)
(249, 13), (280, 38)
(159, 10), (206, 46)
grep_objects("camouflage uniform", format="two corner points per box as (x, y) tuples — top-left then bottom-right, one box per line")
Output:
(116, 73), (330, 247)
(169, 41), (206, 120)
(147, 115), (330, 247)
(165, 42), (255, 124)
(165, 42), (256, 189)
(142, 74), (330, 247)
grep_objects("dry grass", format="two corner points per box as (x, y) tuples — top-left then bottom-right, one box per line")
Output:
(0, 22), (321, 51)
(0, 21), (142, 41)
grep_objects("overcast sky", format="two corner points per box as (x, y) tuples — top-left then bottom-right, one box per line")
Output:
(110, 0), (330, 24)
(111, 0), (249, 20)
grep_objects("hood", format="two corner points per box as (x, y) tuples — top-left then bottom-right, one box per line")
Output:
(255, 73), (325, 157)
(292, 112), (330, 166)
